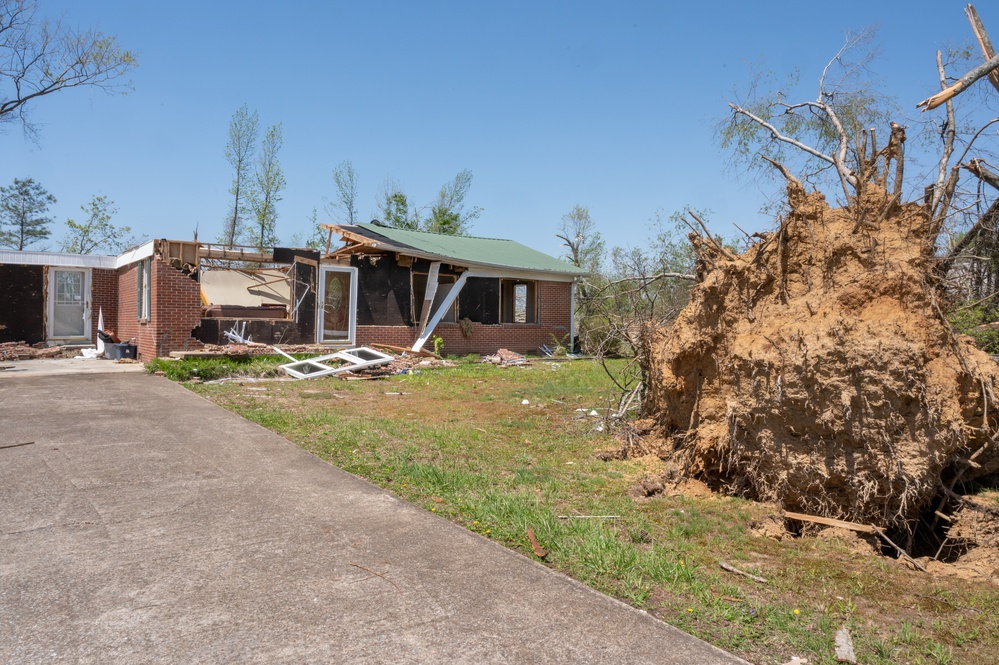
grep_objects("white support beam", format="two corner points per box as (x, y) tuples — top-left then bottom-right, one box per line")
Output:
(415, 261), (441, 340)
(412, 271), (471, 353)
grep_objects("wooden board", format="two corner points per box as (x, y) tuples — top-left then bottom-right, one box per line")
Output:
(783, 511), (877, 534)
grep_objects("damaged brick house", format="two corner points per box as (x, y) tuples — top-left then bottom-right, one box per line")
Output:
(0, 223), (584, 360)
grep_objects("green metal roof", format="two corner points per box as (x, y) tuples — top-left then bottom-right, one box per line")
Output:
(350, 223), (587, 276)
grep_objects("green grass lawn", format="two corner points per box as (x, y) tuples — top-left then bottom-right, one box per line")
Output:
(162, 355), (999, 665)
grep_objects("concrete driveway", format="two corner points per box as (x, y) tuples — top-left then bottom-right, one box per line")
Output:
(0, 372), (748, 664)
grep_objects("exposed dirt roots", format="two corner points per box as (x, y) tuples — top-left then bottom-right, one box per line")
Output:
(643, 182), (999, 532)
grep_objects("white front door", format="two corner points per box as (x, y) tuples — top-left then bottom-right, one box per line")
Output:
(317, 266), (357, 344)
(48, 268), (91, 340)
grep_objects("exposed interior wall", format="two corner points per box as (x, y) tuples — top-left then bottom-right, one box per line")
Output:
(191, 259), (317, 345)
(351, 254), (413, 326)
(200, 268), (291, 308)
(0, 264), (44, 344)
(357, 280), (573, 354)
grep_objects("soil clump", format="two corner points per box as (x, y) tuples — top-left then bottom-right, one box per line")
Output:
(641, 180), (999, 534)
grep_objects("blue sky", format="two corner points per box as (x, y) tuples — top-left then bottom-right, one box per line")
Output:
(1, 0), (987, 258)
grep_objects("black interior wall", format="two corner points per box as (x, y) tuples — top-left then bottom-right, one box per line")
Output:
(459, 277), (500, 324)
(0, 265), (44, 343)
(293, 261), (317, 341)
(352, 255), (412, 326)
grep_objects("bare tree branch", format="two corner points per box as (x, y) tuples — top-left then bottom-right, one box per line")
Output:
(963, 159), (999, 191)
(0, 0), (138, 138)
(966, 4), (999, 94)
(917, 51), (999, 111)
(930, 51), (958, 214)
(938, 197), (999, 276)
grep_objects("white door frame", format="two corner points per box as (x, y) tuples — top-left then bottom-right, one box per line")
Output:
(47, 267), (92, 341)
(317, 265), (358, 344)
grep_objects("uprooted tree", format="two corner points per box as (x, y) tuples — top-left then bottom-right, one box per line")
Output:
(640, 6), (999, 540)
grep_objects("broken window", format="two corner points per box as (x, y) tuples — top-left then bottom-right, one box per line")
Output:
(412, 272), (457, 324)
(500, 280), (537, 323)
(279, 346), (393, 379)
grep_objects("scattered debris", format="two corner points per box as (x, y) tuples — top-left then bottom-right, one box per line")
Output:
(223, 321), (252, 344)
(527, 526), (548, 558)
(557, 514), (620, 520)
(280, 347), (394, 380)
(834, 626), (857, 663)
(0, 342), (72, 361)
(483, 348), (528, 365)
(719, 560), (767, 584)
(784, 511), (876, 535)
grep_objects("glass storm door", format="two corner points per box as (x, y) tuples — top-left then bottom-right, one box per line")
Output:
(318, 266), (357, 343)
(49, 269), (91, 339)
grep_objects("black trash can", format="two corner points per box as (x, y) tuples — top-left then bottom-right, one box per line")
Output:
(109, 343), (137, 360)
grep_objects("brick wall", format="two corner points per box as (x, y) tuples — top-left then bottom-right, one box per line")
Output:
(356, 281), (573, 355)
(117, 258), (203, 360)
(91, 268), (118, 342)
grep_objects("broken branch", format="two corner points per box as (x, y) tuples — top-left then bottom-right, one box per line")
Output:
(967, 4), (999, 93)
(962, 158), (999, 191)
(688, 210), (737, 261)
(870, 527), (928, 573)
(917, 51), (999, 111)
(719, 560), (767, 583)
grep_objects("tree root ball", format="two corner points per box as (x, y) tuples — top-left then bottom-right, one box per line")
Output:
(644, 182), (999, 530)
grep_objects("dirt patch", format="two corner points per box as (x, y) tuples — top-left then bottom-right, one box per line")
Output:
(750, 513), (789, 541)
(642, 180), (999, 534)
(813, 526), (879, 556)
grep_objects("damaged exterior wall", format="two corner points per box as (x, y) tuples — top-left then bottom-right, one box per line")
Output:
(192, 252), (318, 347)
(117, 257), (203, 361)
(0, 264), (117, 346)
(356, 280), (573, 354)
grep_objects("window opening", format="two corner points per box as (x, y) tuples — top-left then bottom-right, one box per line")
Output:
(500, 280), (537, 324)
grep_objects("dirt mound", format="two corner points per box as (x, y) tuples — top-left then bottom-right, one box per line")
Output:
(644, 181), (999, 530)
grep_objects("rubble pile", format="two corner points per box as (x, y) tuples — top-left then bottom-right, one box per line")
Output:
(0, 342), (76, 361)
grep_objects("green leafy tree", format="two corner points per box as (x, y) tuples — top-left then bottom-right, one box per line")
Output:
(0, 0), (138, 140)
(718, 27), (899, 203)
(325, 159), (358, 225)
(301, 207), (326, 250)
(376, 178), (418, 230)
(220, 104), (258, 246)
(247, 123), (284, 251)
(61, 195), (138, 254)
(424, 169), (481, 235)
(0, 177), (54, 249)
